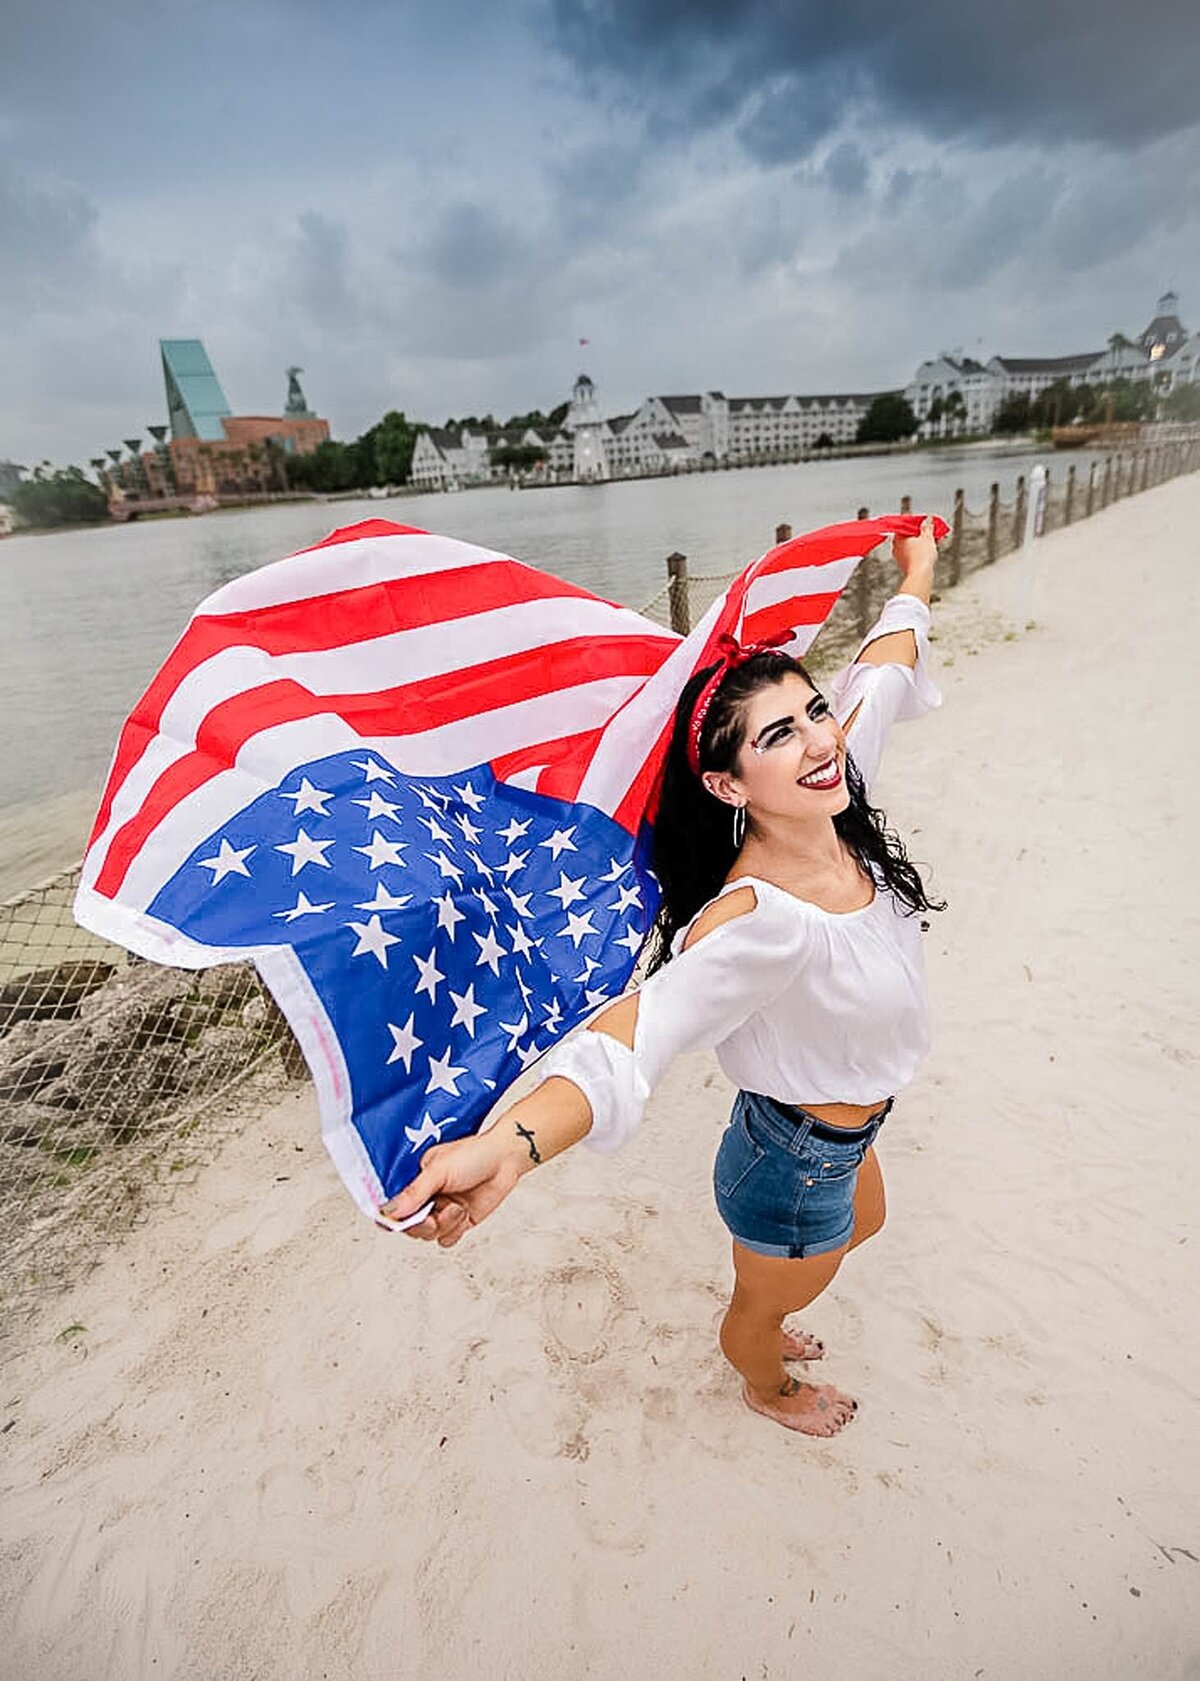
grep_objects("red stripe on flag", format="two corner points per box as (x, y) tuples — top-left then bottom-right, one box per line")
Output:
(94, 634), (672, 897)
(739, 588), (845, 645)
(294, 518), (429, 552)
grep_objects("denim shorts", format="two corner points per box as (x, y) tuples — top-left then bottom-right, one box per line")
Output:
(713, 1089), (892, 1260)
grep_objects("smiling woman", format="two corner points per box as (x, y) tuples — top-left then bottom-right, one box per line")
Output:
(385, 520), (945, 1438)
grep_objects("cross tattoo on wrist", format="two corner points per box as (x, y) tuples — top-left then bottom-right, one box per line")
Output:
(514, 1120), (542, 1165)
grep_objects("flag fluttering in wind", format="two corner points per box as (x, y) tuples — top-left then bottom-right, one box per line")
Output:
(75, 513), (944, 1220)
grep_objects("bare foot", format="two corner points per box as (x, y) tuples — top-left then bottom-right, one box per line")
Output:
(742, 1376), (857, 1437)
(781, 1325), (824, 1362)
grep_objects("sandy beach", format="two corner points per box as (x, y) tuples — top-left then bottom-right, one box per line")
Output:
(2, 475), (1198, 1681)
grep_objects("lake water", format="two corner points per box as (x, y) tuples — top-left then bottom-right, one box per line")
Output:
(1, 441), (1077, 896)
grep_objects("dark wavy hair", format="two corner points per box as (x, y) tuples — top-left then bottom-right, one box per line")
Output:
(645, 650), (943, 973)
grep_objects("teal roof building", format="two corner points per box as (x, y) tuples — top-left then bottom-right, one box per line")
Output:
(160, 339), (232, 441)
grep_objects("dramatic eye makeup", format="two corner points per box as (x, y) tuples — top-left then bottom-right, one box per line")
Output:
(750, 693), (830, 753)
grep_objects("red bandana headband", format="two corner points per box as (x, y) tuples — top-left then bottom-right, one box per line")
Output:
(686, 629), (793, 777)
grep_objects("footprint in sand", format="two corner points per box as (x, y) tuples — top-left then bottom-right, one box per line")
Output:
(499, 1369), (589, 1461)
(539, 1262), (627, 1366)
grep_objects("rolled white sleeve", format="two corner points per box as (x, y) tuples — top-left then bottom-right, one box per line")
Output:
(538, 893), (809, 1152)
(826, 594), (941, 787)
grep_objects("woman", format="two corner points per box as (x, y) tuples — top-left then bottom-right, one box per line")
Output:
(383, 519), (943, 1436)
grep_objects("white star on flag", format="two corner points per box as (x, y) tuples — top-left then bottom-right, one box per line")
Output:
(474, 887), (501, 920)
(516, 1042), (541, 1070)
(348, 914), (401, 968)
(466, 849), (495, 885)
(575, 956), (601, 982)
(615, 926), (644, 956)
(498, 816), (531, 844)
(453, 780), (486, 811)
(497, 850), (529, 880)
(427, 851), (464, 888)
(279, 778), (333, 816)
(547, 870), (587, 909)
(499, 1013), (529, 1051)
(386, 1014), (424, 1072)
(355, 831), (408, 870)
(276, 829), (333, 875)
(600, 857), (630, 881)
(473, 927), (507, 976)
(608, 883), (642, 914)
(353, 790), (403, 822)
(542, 998), (563, 1034)
(560, 909), (599, 948)
(540, 826), (578, 859)
(584, 986), (611, 1008)
(426, 1047), (466, 1096)
(414, 947), (446, 1002)
(505, 886), (534, 919)
(420, 815), (455, 846)
(198, 838), (255, 883)
(434, 891), (466, 938)
(449, 983), (487, 1038)
(352, 757), (395, 784)
(454, 812), (483, 845)
(355, 882), (412, 912)
(404, 1111), (442, 1147)
(508, 921), (536, 960)
(275, 891), (335, 922)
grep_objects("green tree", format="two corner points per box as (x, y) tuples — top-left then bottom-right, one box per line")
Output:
(991, 394), (1033, 434)
(926, 397), (945, 434)
(943, 390), (968, 433)
(1164, 383), (1200, 421)
(813, 431), (834, 451)
(856, 392), (918, 444)
(372, 410), (418, 484)
(10, 465), (109, 527)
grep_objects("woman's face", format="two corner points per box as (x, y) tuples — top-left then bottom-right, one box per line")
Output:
(704, 672), (850, 822)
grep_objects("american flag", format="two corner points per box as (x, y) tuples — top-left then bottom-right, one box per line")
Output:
(74, 513), (943, 1221)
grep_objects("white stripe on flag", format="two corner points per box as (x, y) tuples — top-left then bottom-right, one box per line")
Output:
(739, 553), (859, 622)
(575, 591), (727, 815)
(197, 530), (512, 615)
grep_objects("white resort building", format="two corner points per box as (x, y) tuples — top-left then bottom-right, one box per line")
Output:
(411, 379), (883, 488)
(906, 293), (1197, 437)
(410, 293), (1198, 489)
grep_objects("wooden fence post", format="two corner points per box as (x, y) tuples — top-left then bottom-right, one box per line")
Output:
(987, 482), (999, 564)
(900, 494), (912, 515)
(1086, 460), (1096, 517)
(854, 508), (871, 638)
(949, 488), (964, 584)
(1103, 455), (1113, 507)
(1141, 450), (1151, 492)
(775, 522), (792, 544)
(1064, 463), (1075, 526)
(1012, 475), (1027, 549)
(666, 550), (690, 636)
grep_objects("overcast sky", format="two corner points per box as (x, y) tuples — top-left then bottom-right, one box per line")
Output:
(2, 0), (1197, 466)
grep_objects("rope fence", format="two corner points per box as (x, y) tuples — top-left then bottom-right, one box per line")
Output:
(3, 432), (1198, 1314)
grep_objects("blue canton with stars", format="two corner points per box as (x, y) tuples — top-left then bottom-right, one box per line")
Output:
(148, 754), (659, 1199)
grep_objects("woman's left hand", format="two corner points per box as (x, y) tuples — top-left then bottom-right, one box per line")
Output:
(892, 515), (938, 582)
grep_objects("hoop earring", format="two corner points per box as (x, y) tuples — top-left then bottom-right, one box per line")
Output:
(732, 804), (746, 848)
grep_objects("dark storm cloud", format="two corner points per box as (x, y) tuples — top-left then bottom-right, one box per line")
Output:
(546, 0), (1200, 159)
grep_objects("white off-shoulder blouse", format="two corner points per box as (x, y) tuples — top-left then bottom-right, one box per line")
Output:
(539, 594), (941, 1152)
